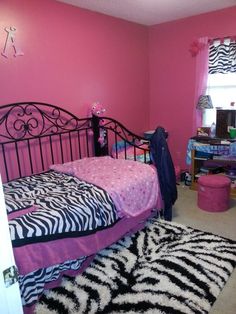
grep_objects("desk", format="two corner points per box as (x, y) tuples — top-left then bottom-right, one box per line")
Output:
(187, 139), (236, 197)
(186, 139), (236, 165)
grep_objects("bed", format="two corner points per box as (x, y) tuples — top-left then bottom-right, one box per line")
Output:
(111, 140), (150, 163)
(0, 102), (175, 313)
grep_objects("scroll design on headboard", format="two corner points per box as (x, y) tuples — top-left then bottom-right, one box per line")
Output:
(0, 102), (91, 141)
(95, 116), (149, 161)
(0, 102), (94, 182)
(102, 117), (145, 144)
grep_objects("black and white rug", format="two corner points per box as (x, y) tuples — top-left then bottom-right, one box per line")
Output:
(35, 218), (236, 314)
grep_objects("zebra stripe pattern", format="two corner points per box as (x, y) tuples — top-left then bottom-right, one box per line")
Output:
(36, 218), (236, 314)
(20, 256), (87, 306)
(4, 171), (119, 247)
(209, 40), (236, 74)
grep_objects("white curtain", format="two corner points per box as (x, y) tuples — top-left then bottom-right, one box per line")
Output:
(193, 37), (209, 130)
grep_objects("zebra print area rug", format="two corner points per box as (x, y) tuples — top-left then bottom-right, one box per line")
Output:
(35, 218), (236, 314)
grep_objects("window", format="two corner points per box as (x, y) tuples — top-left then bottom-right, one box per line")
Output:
(203, 73), (236, 126)
(202, 38), (236, 127)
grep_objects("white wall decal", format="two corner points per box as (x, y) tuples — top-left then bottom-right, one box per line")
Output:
(1, 27), (24, 58)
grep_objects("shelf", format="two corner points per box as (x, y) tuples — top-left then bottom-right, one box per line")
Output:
(190, 149), (236, 198)
(195, 173), (207, 178)
(194, 157), (209, 160)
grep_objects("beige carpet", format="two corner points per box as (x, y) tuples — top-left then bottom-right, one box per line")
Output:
(173, 185), (236, 314)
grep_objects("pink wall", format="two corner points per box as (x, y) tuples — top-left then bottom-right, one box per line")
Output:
(1, 1), (236, 170)
(0, 0), (149, 134)
(149, 6), (236, 169)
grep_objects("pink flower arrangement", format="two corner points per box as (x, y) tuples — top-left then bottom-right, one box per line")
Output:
(189, 40), (205, 57)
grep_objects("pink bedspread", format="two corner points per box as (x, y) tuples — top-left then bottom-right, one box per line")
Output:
(51, 156), (161, 218)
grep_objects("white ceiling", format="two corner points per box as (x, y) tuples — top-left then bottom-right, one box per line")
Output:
(56, 0), (236, 26)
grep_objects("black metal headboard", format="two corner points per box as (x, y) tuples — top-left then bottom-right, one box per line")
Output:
(0, 102), (150, 182)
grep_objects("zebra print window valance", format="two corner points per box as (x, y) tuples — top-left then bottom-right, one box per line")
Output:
(209, 37), (236, 74)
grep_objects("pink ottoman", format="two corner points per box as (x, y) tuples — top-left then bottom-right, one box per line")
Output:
(197, 175), (231, 212)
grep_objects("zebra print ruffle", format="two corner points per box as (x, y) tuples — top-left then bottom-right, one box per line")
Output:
(209, 41), (236, 74)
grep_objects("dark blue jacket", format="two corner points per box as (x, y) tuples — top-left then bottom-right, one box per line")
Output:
(150, 127), (177, 221)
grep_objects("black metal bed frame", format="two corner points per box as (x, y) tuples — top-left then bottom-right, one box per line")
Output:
(0, 102), (150, 182)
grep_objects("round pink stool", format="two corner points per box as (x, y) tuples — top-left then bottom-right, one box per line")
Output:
(197, 175), (231, 212)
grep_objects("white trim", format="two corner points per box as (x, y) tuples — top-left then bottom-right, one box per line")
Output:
(0, 175), (23, 314)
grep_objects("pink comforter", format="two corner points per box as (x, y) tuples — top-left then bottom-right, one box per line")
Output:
(51, 156), (161, 217)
